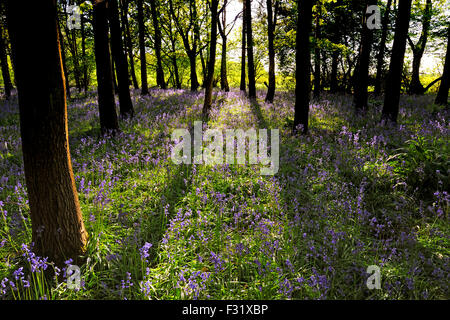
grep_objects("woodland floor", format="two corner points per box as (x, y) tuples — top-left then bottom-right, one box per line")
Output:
(0, 89), (448, 299)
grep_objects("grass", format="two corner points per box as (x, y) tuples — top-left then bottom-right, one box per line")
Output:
(0, 88), (448, 300)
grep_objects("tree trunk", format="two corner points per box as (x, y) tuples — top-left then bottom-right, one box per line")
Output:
(354, 0), (377, 111)
(313, 1), (321, 99)
(218, 0), (229, 92)
(120, 0), (139, 90)
(0, 22), (12, 99)
(408, 0), (431, 95)
(150, 0), (166, 89)
(330, 50), (338, 93)
(93, 0), (119, 134)
(108, 0), (134, 118)
(435, 26), (450, 106)
(246, 0), (256, 99)
(382, 0), (412, 123)
(203, 0), (219, 116)
(374, 0), (392, 95)
(265, 0), (277, 103)
(293, 0), (313, 134)
(137, 0), (149, 95)
(7, 0), (88, 266)
(240, 0), (246, 91)
(57, 20), (71, 100)
(81, 12), (89, 92)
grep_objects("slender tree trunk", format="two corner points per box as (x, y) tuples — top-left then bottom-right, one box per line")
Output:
(0, 21), (13, 99)
(81, 12), (89, 92)
(108, 0), (134, 118)
(354, 0), (377, 111)
(120, 0), (139, 90)
(246, 0), (256, 99)
(7, 0), (88, 266)
(150, 0), (166, 89)
(218, 0), (229, 92)
(382, 0), (412, 123)
(57, 21), (71, 100)
(330, 50), (338, 93)
(93, 0), (119, 134)
(265, 0), (277, 103)
(408, 0), (431, 95)
(435, 26), (450, 106)
(111, 43), (118, 94)
(168, 17), (181, 89)
(313, 1), (321, 99)
(137, 0), (149, 95)
(240, 0), (246, 91)
(374, 0), (392, 95)
(203, 0), (219, 116)
(293, 0), (314, 134)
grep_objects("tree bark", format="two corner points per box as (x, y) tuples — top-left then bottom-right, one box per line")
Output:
(80, 10), (89, 92)
(330, 50), (338, 93)
(435, 26), (450, 106)
(313, 1), (321, 99)
(120, 0), (139, 90)
(150, 0), (166, 89)
(7, 0), (88, 266)
(93, 0), (119, 134)
(408, 0), (431, 95)
(203, 0), (219, 116)
(137, 0), (149, 95)
(240, 0), (246, 91)
(374, 0), (392, 95)
(246, 0), (256, 99)
(381, 0), (412, 123)
(354, 0), (377, 111)
(108, 0), (134, 118)
(0, 21), (12, 99)
(218, 0), (229, 92)
(265, 0), (277, 103)
(293, 0), (314, 134)
(57, 19), (71, 100)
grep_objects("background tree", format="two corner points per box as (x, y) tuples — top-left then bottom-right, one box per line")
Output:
(150, 0), (166, 89)
(138, 0), (149, 95)
(203, 0), (219, 117)
(246, 0), (256, 99)
(354, 0), (377, 111)
(218, 0), (230, 92)
(240, 0), (246, 91)
(120, 0), (139, 90)
(93, 0), (120, 133)
(293, 0), (314, 134)
(374, 0), (392, 95)
(265, 0), (278, 103)
(0, 15), (12, 100)
(108, 0), (134, 118)
(382, 0), (413, 123)
(7, 0), (88, 265)
(435, 25), (450, 106)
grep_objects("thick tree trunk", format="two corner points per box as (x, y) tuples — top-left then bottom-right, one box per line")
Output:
(435, 27), (450, 106)
(137, 0), (149, 95)
(293, 0), (313, 134)
(120, 0), (139, 90)
(93, 0), (119, 134)
(374, 0), (392, 95)
(150, 0), (166, 89)
(7, 0), (88, 266)
(240, 0), (246, 91)
(265, 0), (277, 103)
(108, 0), (134, 118)
(382, 0), (412, 123)
(354, 0), (377, 111)
(203, 0), (219, 116)
(246, 0), (256, 99)
(0, 22), (12, 99)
